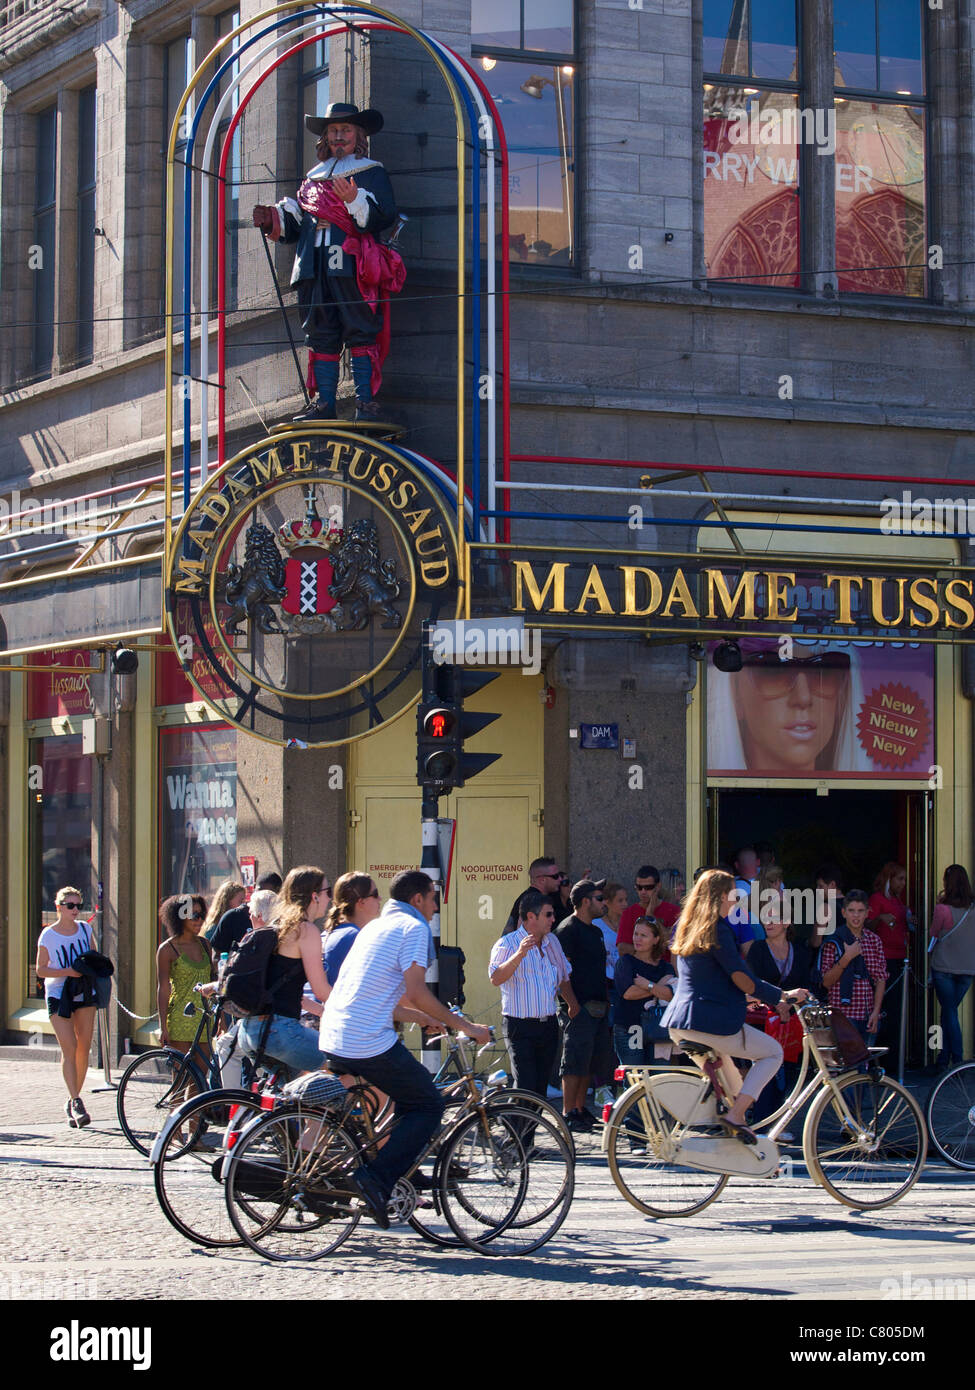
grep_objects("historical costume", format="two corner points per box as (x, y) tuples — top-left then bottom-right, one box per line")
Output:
(253, 102), (405, 421)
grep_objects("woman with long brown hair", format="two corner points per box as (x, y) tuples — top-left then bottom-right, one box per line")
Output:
(323, 872), (382, 985)
(663, 869), (808, 1142)
(237, 866), (334, 1072)
(201, 879), (246, 943)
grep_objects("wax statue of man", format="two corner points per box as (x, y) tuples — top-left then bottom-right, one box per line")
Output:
(252, 102), (404, 422)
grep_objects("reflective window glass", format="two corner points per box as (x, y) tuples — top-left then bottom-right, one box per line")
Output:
(33, 106), (57, 375)
(28, 735), (93, 995)
(485, 59), (575, 264)
(523, 0), (573, 52)
(473, 0), (520, 48)
(750, 0), (797, 80)
(77, 86), (97, 365)
(703, 0), (747, 77)
(879, 0), (924, 95)
(834, 100), (926, 295)
(160, 726), (239, 909)
(703, 88), (800, 289)
(835, 2), (878, 89)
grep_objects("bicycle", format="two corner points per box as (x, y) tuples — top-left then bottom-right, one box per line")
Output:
(222, 1025), (575, 1261)
(925, 1059), (975, 1169)
(116, 988), (225, 1156)
(603, 1001), (927, 1216)
(150, 1066), (349, 1248)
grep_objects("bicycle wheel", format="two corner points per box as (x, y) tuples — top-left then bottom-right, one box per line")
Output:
(804, 1071), (927, 1209)
(153, 1089), (263, 1246)
(481, 1088), (575, 1160)
(224, 1104), (361, 1261)
(604, 1086), (728, 1218)
(458, 1104), (574, 1255)
(116, 1049), (206, 1157)
(926, 1062), (975, 1170)
(436, 1107), (528, 1252)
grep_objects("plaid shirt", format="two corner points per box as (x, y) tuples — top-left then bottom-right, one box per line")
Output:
(820, 928), (887, 1022)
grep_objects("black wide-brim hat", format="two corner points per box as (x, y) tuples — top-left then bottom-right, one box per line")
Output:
(306, 102), (384, 138)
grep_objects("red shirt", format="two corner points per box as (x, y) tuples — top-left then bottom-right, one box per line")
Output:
(655, 901), (680, 933)
(867, 893), (909, 961)
(616, 901), (676, 961)
(616, 902), (648, 947)
(821, 928), (888, 1022)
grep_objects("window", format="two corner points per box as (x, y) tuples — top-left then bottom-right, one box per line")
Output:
(76, 85), (97, 365)
(834, 0), (927, 296)
(298, 25), (329, 173)
(164, 34), (194, 323)
(159, 726), (238, 904)
(703, 1), (800, 289)
(214, 10), (241, 310)
(33, 105), (58, 376)
(28, 735), (93, 996)
(472, 0), (576, 266)
(703, 1), (929, 299)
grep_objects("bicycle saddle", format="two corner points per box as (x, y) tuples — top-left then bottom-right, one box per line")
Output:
(676, 1039), (717, 1058)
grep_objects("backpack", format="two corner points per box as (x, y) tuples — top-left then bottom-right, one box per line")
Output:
(218, 927), (301, 1017)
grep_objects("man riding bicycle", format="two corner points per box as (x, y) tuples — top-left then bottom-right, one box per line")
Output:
(319, 869), (491, 1227)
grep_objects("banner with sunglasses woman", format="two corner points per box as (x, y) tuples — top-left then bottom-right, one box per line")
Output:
(707, 637), (934, 777)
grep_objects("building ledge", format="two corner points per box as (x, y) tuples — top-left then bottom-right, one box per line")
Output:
(0, 0), (103, 71)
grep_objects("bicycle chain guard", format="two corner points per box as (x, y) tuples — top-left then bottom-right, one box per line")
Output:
(386, 1178), (418, 1224)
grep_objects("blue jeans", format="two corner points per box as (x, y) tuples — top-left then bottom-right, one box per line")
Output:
(931, 971), (973, 1063)
(239, 1014), (329, 1073)
(324, 1039), (445, 1199)
(613, 1023), (654, 1067)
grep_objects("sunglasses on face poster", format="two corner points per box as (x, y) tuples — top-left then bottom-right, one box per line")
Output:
(706, 639), (935, 779)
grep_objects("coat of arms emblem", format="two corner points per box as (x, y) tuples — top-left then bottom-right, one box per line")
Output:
(218, 489), (402, 637)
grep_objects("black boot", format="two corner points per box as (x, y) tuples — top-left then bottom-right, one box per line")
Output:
(351, 351), (380, 421)
(293, 358), (339, 421)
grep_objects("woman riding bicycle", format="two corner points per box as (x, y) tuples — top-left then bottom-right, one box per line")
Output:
(662, 869), (808, 1143)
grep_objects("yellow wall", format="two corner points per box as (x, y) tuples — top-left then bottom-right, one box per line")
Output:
(348, 669), (544, 1025)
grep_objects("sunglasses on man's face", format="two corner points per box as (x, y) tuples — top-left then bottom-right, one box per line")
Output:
(635, 882), (657, 892)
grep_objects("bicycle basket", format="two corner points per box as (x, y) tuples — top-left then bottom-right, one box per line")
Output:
(803, 1004), (869, 1069)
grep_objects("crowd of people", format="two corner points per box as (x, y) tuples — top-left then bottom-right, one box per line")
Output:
(35, 844), (975, 1172)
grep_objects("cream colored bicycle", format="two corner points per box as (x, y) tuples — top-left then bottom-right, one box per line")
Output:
(603, 1002), (926, 1216)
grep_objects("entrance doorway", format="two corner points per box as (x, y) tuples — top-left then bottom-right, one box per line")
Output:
(709, 786), (933, 1066)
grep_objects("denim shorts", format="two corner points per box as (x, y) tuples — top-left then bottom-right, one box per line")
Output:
(238, 1014), (329, 1073)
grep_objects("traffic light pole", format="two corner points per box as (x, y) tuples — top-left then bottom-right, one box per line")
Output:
(420, 783), (443, 1074)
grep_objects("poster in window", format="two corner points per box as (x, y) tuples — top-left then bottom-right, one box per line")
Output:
(160, 726), (238, 902)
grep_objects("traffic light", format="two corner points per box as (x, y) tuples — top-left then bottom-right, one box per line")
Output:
(416, 647), (501, 794)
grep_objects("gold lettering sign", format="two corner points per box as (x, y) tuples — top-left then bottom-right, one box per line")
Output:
(508, 562), (975, 634)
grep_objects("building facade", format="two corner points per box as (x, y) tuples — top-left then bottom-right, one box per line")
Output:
(1, 0), (973, 1052)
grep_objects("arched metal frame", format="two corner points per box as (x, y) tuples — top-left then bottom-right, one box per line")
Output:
(163, 2), (513, 622)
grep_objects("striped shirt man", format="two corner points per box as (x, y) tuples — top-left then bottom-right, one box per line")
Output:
(489, 925), (570, 1019)
(320, 898), (433, 1059)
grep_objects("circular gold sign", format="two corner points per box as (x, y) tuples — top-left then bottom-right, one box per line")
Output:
(165, 428), (461, 747)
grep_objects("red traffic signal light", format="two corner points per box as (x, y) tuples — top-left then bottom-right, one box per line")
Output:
(424, 709), (454, 740)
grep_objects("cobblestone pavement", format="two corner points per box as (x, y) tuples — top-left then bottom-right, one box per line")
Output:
(2, 1060), (973, 1301)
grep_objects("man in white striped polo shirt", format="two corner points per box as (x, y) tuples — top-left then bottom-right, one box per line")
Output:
(320, 869), (491, 1228)
(489, 890), (580, 1101)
